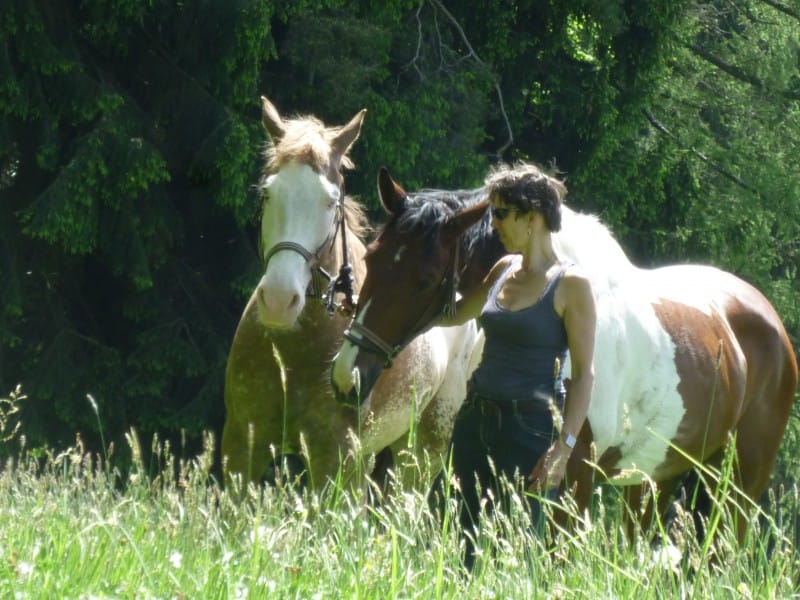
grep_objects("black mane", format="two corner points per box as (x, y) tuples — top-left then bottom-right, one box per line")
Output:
(385, 187), (503, 292)
(395, 188), (493, 252)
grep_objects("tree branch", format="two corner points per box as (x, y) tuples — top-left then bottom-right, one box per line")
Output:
(427, 0), (514, 158)
(759, 0), (800, 21)
(403, 3), (426, 80)
(642, 108), (753, 191)
(688, 42), (800, 100)
(688, 43), (763, 89)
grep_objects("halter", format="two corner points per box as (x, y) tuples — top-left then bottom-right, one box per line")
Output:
(261, 180), (356, 316)
(344, 242), (461, 367)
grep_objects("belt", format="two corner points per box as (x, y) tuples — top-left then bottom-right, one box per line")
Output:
(467, 390), (529, 415)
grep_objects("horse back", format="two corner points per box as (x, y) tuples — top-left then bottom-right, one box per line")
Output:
(646, 264), (797, 403)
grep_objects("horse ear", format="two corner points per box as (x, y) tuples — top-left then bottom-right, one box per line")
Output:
(441, 198), (490, 244)
(261, 95), (286, 140)
(331, 109), (367, 165)
(377, 167), (408, 215)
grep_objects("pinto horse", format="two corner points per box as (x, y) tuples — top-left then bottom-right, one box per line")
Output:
(222, 100), (478, 491)
(332, 166), (798, 536)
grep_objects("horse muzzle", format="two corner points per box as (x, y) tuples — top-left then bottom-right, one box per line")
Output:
(255, 277), (305, 329)
(331, 353), (383, 409)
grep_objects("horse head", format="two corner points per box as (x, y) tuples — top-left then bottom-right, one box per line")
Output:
(332, 167), (487, 406)
(255, 96), (366, 329)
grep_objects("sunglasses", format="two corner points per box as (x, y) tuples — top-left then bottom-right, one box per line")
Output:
(491, 206), (519, 221)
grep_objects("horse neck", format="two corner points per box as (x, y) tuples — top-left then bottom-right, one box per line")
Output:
(553, 206), (635, 291)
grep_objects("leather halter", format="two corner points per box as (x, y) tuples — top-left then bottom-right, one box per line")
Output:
(261, 180), (356, 315)
(344, 242), (460, 367)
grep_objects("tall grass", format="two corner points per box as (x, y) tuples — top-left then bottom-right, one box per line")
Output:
(0, 383), (798, 598)
(0, 432), (797, 598)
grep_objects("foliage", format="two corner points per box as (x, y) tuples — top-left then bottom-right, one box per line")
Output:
(0, 386), (24, 442)
(571, 1), (800, 291)
(0, 0), (279, 449)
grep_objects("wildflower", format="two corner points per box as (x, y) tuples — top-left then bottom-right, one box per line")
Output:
(16, 561), (34, 578)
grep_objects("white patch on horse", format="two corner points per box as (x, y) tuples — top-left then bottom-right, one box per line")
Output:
(589, 283), (686, 484)
(331, 298), (371, 391)
(358, 322), (478, 455)
(393, 245), (406, 263)
(555, 208), (688, 483)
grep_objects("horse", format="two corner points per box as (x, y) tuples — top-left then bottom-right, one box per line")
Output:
(331, 166), (798, 539)
(221, 100), (478, 492)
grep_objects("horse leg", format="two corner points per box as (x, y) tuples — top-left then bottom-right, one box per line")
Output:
(694, 436), (773, 546)
(620, 479), (682, 545)
(621, 484), (647, 543)
(722, 307), (798, 542)
(728, 391), (795, 543)
(368, 447), (395, 490)
(686, 376), (795, 544)
(385, 424), (447, 492)
(221, 416), (274, 492)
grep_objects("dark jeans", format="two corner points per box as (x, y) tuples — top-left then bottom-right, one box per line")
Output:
(449, 391), (560, 568)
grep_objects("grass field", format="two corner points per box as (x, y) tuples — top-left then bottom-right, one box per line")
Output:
(0, 423), (797, 600)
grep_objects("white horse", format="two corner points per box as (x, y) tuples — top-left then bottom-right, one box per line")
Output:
(221, 97), (478, 490)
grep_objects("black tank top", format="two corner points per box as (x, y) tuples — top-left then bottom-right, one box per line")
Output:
(471, 256), (569, 405)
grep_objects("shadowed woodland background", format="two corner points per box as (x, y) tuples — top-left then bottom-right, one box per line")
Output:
(1, 0), (798, 482)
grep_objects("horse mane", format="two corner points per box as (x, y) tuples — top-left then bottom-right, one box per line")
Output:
(343, 196), (371, 240)
(396, 187), (492, 252)
(264, 116), (356, 175)
(555, 206), (634, 283)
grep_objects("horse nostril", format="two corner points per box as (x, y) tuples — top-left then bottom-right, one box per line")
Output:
(288, 293), (301, 311)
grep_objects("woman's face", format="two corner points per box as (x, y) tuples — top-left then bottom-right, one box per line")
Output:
(490, 195), (531, 251)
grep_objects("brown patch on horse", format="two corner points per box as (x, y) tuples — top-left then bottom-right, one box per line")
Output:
(720, 295), (798, 494)
(651, 299), (747, 475)
(651, 291), (797, 541)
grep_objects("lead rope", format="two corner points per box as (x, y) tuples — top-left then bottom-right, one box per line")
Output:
(325, 182), (357, 315)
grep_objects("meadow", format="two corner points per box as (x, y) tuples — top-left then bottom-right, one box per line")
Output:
(0, 387), (798, 599)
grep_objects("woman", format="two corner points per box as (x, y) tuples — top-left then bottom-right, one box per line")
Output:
(440, 162), (596, 566)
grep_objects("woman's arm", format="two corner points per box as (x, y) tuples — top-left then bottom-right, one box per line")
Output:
(437, 255), (513, 326)
(530, 269), (596, 491)
(558, 271), (596, 446)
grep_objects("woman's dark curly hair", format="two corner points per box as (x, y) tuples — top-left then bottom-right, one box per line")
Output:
(484, 162), (567, 232)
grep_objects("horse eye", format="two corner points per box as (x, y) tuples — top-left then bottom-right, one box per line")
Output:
(418, 278), (434, 292)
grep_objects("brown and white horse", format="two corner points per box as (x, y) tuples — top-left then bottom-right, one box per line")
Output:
(332, 167), (798, 537)
(222, 102), (478, 491)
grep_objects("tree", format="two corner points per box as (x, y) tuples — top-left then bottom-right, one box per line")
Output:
(0, 0), (280, 450)
(570, 0), (800, 341)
